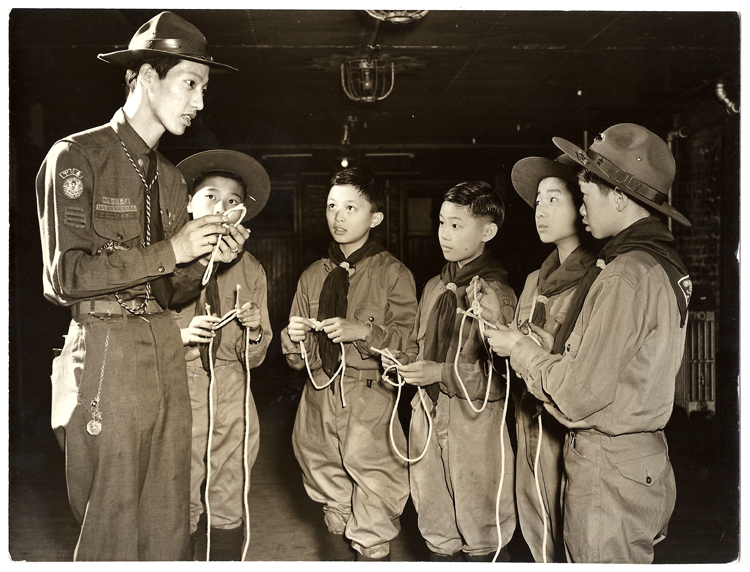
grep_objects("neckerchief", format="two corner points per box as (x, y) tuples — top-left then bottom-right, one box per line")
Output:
(530, 245), (598, 352)
(317, 238), (386, 376)
(423, 250), (509, 402)
(555, 216), (691, 356)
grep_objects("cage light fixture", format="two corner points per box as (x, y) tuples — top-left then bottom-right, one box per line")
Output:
(341, 59), (394, 103)
(365, 10), (429, 24)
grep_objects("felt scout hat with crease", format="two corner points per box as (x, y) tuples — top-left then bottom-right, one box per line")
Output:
(177, 150), (271, 223)
(511, 154), (580, 208)
(98, 11), (237, 72)
(554, 123), (691, 227)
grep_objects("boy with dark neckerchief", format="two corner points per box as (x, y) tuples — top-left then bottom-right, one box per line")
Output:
(485, 124), (692, 563)
(382, 181), (517, 562)
(281, 168), (417, 561)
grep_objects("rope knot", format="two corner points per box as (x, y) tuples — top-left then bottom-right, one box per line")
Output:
(340, 261), (355, 277)
(596, 259), (607, 270)
(445, 282), (457, 293)
(534, 295), (549, 306)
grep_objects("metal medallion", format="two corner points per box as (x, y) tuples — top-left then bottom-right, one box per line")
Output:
(87, 419), (102, 436)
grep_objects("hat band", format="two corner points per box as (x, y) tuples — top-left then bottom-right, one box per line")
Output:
(576, 149), (668, 205)
(139, 38), (213, 61)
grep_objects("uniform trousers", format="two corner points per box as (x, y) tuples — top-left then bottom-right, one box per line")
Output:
(187, 358), (259, 532)
(292, 373), (409, 558)
(515, 394), (567, 562)
(562, 429), (676, 563)
(409, 391), (517, 558)
(51, 311), (191, 561)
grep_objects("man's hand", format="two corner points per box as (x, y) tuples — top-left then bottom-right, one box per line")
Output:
(288, 316), (317, 343)
(236, 301), (261, 332)
(521, 322), (555, 351)
(396, 360), (442, 387)
(180, 314), (221, 346)
(169, 214), (250, 265)
(379, 348), (410, 370)
(486, 323), (526, 357)
(318, 317), (370, 344)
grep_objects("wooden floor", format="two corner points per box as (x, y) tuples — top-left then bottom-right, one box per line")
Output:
(7, 366), (740, 563)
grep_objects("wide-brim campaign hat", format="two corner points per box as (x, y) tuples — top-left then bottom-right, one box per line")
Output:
(177, 150), (271, 223)
(553, 123), (691, 227)
(511, 154), (580, 208)
(98, 11), (237, 72)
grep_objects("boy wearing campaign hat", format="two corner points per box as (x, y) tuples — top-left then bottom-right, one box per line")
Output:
(36, 12), (241, 560)
(173, 150), (272, 561)
(506, 154), (598, 562)
(484, 124), (692, 563)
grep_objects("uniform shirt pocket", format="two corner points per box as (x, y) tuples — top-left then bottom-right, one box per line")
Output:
(562, 329), (583, 358)
(354, 305), (385, 326)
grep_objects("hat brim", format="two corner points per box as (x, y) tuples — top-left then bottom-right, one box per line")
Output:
(98, 49), (238, 72)
(553, 137), (692, 227)
(511, 155), (580, 208)
(177, 150), (271, 223)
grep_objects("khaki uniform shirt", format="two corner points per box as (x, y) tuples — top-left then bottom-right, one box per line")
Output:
(510, 250), (687, 435)
(281, 251), (417, 381)
(36, 108), (203, 308)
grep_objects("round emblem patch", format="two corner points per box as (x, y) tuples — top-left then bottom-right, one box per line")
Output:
(62, 175), (84, 199)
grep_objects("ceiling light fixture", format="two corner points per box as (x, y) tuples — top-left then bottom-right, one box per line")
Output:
(341, 59), (394, 103)
(365, 10), (429, 24)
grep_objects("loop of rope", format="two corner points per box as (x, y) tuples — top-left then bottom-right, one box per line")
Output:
(370, 347), (433, 464)
(202, 204), (247, 286)
(299, 319), (347, 407)
(533, 413), (548, 563)
(204, 289), (249, 561)
(491, 358), (512, 562)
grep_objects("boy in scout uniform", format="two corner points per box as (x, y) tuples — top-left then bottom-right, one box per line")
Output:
(173, 150), (273, 561)
(485, 124), (692, 563)
(35, 12), (246, 561)
(281, 168), (418, 561)
(382, 181), (517, 562)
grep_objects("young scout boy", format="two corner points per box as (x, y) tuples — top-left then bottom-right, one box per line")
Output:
(280, 168), (418, 561)
(485, 124), (692, 563)
(35, 12), (246, 561)
(173, 150), (273, 560)
(505, 154), (598, 562)
(382, 181), (517, 562)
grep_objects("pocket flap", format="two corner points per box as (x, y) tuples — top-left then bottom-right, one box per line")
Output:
(615, 452), (668, 487)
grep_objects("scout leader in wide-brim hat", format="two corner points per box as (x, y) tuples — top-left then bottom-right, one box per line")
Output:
(177, 150), (271, 224)
(511, 154), (580, 208)
(98, 11), (237, 72)
(553, 123), (691, 227)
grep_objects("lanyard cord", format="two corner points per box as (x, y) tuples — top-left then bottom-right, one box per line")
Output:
(202, 204), (247, 287)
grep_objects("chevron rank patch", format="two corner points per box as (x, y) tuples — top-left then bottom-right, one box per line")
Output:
(59, 168), (84, 200)
(63, 206), (87, 229)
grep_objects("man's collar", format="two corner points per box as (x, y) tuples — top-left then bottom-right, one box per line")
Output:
(110, 108), (152, 157)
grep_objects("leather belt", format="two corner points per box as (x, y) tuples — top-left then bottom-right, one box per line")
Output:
(71, 298), (164, 320)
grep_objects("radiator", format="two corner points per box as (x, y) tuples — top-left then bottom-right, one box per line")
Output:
(674, 310), (716, 416)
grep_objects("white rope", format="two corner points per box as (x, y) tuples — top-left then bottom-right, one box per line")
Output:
(491, 358), (512, 562)
(241, 326), (252, 561)
(202, 204), (247, 286)
(203, 296), (247, 561)
(533, 413), (548, 563)
(370, 347), (433, 464)
(299, 319), (347, 407)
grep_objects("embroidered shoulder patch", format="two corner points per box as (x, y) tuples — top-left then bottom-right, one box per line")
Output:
(678, 275), (693, 306)
(59, 168), (84, 200)
(63, 206), (87, 229)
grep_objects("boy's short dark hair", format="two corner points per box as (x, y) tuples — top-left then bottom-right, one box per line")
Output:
(124, 56), (182, 97)
(330, 168), (384, 213)
(578, 167), (616, 196)
(189, 169), (247, 198)
(443, 181), (505, 227)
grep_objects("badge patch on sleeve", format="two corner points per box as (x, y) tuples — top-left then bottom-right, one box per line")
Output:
(59, 168), (84, 200)
(678, 275), (693, 306)
(63, 206), (87, 229)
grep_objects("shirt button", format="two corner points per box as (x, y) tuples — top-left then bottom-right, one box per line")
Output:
(369, 317), (374, 322)
(158, 265), (166, 273)
(138, 159), (144, 166)
(646, 476), (652, 484)
(117, 233), (124, 240)
(567, 343), (571, 351)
